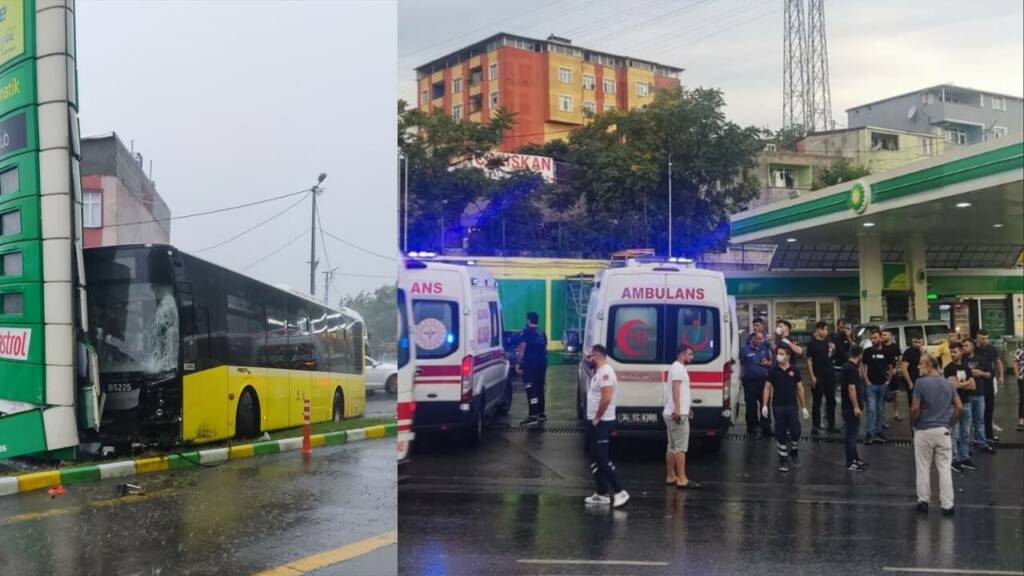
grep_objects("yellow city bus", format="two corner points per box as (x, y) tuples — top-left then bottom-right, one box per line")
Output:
(84, 244), (365, 446)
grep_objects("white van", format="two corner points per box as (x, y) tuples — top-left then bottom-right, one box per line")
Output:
(577, 259), (737, 448)
(406, 258), (512, 445)
(397, 266), (416, 463)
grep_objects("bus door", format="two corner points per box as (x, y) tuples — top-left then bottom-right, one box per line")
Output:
(288, 306), (313, 427)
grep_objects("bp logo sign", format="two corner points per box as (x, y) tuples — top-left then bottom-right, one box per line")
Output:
(849, 181), (871, 214)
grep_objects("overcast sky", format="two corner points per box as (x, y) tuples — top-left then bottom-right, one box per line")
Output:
(77, 1), (397, 302)
(398, 0), (1024, 130)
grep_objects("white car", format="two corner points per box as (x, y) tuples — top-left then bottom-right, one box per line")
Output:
(365, 356), (398, 394)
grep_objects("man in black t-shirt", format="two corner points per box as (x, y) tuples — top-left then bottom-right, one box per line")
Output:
(841, 346), (867, 471)
(764, 346), (808, 472)
(881, 330), (904, 423)
(807, 321), (838, 434)
(975, 330), (1004, 442)
(518, 312), (549, 426)
(944, 342), (977, 471)
(831, 319), (854, 369)
(961, 339), (995, 453)
(900, 337), (925, 429)
(863, 330), (898, 443)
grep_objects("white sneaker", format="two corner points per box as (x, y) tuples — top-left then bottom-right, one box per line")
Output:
(612, 490), (630, 508)
(993, 423), (1003, 433)
(584, 493), (611, 506)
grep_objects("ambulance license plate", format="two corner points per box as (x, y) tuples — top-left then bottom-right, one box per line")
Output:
(617, 412), (658, 425)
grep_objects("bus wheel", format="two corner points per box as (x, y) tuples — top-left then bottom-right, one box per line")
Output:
(236, 389), (260, 438)
(332, 389), (345, 422)
(385, 375), (398, 395)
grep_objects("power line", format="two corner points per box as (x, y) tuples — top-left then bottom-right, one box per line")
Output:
(241, 228), (310, 272)
(194, 192), (311, 253)
(321, 229), (397, 261)
(105, 188), (311, 228)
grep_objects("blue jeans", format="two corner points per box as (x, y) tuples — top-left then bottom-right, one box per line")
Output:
(952, 407), (972, 463)
(968, 395), (989, 448)
(866, 383), (888, 436)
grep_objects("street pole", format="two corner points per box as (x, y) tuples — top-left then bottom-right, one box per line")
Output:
(403, 154), (409, 254)
(440, 205), (445, 255)
(667, 157), (673, 259)
(322, 268), (337, 306)
(310, 173), (326, 296)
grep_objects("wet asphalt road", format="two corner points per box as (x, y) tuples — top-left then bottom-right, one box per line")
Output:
(367, 390), (398, 417)
(0, 439), (396, 575)
(399, 365), (1024, 576)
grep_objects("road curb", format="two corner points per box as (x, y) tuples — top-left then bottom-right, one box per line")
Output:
(0, 423), (396, 498)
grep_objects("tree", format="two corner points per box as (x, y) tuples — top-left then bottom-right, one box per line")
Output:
(533, 87), (764, 257)
(772, 124), (806, 151)
(340, 284), (396, 360)
(814, 157), (871, 189)
(398, 101), (546, 253)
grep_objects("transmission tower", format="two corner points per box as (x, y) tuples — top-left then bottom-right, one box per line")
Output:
(783, 0), (833, 132)
(805, 0), (833, 131)
(782, 0), (806, 130)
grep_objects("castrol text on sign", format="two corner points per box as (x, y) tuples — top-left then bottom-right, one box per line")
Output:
(0, 327), (31, 361)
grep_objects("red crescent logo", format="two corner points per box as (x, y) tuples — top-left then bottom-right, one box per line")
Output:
(617, 319), (649, 357)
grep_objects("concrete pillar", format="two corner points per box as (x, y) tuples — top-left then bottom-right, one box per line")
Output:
(858, 233), (884, 323)
(905, 235), (929, 321)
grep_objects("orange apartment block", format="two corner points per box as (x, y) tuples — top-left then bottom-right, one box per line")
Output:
(415, 33), (683, 151)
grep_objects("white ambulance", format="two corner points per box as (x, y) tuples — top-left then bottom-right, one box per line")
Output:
(405, 256), (512, 445)
(577, 259), (737, 448)
(397, 264), (416, 463)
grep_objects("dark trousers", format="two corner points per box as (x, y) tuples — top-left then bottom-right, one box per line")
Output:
(743, 378), (771, 436)
(984, 384), (995, 439)
(1018, 378), (1024, 419)
(773, 406), (801, 463)
(843, 412), (860, 466)
(524, 366), (547, 417)
(587, 420), (623, 496)
(811, 369), (836, 429)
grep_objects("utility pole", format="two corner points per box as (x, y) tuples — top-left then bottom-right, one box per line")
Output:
(322, 267), (338, 306)
(310, 173), (327, 296)
(667, 157), (673, 259)
(402, 153), (409, 253)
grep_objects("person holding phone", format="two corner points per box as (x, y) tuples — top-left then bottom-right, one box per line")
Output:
(665, 344), (697, 488)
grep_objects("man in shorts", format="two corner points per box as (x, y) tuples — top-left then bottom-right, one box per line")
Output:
(665, 344), (698, 488)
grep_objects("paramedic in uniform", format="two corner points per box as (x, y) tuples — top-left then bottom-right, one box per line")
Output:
(584, 345), (629, 508)
(518, 312), (549, 426)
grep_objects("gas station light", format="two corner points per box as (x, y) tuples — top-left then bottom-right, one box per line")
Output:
(786, 237), (797, 243)
(927, 292), (938, 300)
(993, 223), (1004, 228)
(862, 222), (875, 227)
(955, 202), (971, 208)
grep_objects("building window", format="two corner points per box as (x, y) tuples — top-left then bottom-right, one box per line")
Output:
(419, 90), (429, 106)
(870, 132), (899, 151)
(558, 67), (572, 84)
(944, 127), (967, 145)
(583, 101), (596, 115)
(770, 166), (796, 188)
(489, 62), (498, 81)
(921, 137), (935, 156)
(489, 90), (499, 107)
(452, 104), (463, 122)
(991, 96), (1007, 111)
(582, 74), (595, 90)
(469, 67), (482, 87)
(603, 78), (616, 94)
(452, 77), (463, 94)
(431, 81), (444, 100)
(0, 166), (18, 196)
(558, 95), (573, 112)
(83, 191), (102, 228)
(636, 81), (649, 97)
(470, 94), (482, 114)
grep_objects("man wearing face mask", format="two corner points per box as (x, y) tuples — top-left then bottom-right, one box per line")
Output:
(773, 319), (804, 359)
(763, 345), (809, 472)
(741, 332), (773, 439)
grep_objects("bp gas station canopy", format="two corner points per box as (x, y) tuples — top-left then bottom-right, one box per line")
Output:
(731, 135), (1024, 269)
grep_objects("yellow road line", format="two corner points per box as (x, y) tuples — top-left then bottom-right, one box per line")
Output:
(253, 530), (397, 576)
(2, 487), (179, 525)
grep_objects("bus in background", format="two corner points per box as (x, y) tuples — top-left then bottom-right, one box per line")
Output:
(397, 262), (416, 463)
(577, 258), (736, 450)
(84, 244), (366, 447)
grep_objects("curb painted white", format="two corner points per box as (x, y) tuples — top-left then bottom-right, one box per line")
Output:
(0, 476), (18, 497)
(199, 448), (229, 465)
(98, 460), (135, 480)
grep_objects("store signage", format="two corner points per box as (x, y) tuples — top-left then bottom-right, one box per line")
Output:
(0, 1), (25, 68)
(0, 59), (31, 117)
(0, 325), (30, 360)
(0, 110), (27, 159)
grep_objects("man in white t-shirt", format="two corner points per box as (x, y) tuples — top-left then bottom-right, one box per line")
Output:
(665, 344), (697, 488)
(584, 344), (629, 508)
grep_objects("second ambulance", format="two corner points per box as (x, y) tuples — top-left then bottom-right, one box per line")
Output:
(577, 259), (737, 448)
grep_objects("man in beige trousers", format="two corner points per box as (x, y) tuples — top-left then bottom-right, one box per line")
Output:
(911, 351), (963, 516)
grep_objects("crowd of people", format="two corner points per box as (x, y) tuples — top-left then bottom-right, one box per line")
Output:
(512, 309), (1023, 514)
